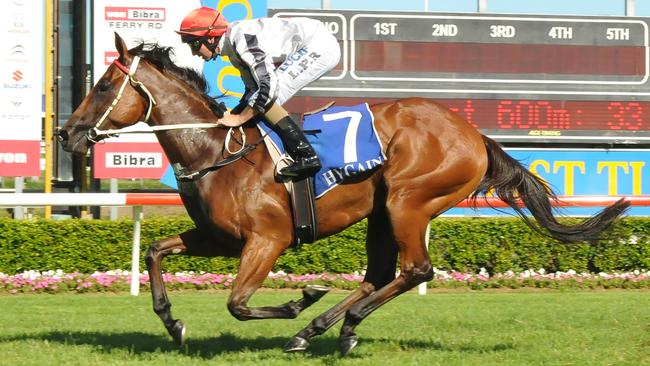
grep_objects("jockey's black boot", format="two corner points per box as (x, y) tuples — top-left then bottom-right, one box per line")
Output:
(273, 116), (322, 177)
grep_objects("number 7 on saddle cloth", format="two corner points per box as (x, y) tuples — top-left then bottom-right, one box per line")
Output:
(258, 103), (387, 198)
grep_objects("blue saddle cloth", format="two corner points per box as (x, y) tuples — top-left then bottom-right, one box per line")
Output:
(259, 103), (386, 198)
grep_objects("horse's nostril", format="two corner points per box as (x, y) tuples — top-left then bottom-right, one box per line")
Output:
(56, 128), (69, 143)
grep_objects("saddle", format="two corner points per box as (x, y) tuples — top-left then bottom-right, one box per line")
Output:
(260, 101), (386, 246)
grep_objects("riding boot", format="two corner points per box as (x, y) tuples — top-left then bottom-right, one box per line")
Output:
(272, 116), (322, 177)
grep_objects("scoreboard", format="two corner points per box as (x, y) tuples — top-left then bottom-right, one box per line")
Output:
(270, 10), (650, 144)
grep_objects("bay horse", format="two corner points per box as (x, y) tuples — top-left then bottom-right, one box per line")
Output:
(59, 33), (629, 355)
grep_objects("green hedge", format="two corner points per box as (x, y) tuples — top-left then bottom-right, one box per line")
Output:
(0, 217), (648, 274)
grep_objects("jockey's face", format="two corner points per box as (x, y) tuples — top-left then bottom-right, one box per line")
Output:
(187, 37), (221, 61)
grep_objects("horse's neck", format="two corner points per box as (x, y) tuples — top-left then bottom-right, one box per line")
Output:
(141, 68), (265, 177)
(151, 111), (268, 179)
(149, 95), (226, 174)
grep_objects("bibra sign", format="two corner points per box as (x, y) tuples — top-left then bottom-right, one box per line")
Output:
(105, 152), (163, 168)
(93, 141), (169, 179)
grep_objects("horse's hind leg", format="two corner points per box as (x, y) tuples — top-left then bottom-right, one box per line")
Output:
(338, 209), (434, 355)
(226, 235), (329, 320)
(145, 228), (236, 345)
(284, 207), (398, 352)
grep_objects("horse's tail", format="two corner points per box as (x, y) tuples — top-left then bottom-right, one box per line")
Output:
(469, 135), (630, 243)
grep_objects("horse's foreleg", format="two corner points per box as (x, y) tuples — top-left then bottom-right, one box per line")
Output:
(145, 234), (188, 345)
(284, 208), (397, 352)
(145, 228), (236, 345)
(227, 236), (329, 320)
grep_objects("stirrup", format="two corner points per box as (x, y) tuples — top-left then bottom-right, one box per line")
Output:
(280, 157), (321, 177)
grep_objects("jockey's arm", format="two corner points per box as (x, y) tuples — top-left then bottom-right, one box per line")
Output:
(218, 105), (257, 127)
(218, 101), (291, 127)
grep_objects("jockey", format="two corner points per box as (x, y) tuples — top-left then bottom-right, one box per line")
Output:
(177, 7), (341, 177)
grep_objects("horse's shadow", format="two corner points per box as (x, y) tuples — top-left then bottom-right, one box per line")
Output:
(0, 331), (515, 358)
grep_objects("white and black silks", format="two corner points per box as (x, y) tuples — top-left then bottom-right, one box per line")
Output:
(218, 17), (341, 114)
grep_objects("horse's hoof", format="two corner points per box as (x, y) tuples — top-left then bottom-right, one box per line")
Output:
(283, 336), (310, 352)
(169, 320), (187, 346)
(303, 285), (330, 301)
(339, 335), (358, 356)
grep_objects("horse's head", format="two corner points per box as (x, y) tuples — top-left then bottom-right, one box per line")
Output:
(58, 33), (159, 154)
(60, 33), (229, 159)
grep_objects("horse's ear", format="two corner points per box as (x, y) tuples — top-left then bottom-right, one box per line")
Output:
(114, 32), (130, 60)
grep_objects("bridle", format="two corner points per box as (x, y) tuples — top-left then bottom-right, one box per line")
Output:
(85, 54), (263, 175)
(87, 56), (157, 142)
(87, 55), (222, 142)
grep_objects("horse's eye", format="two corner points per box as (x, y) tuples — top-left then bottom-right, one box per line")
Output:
(96, 79), (112, 92)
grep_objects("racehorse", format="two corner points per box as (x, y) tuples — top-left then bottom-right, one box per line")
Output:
(58, 33), (629, 355)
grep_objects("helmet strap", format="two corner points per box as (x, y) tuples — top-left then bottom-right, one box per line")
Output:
(205, 37), (220, 60)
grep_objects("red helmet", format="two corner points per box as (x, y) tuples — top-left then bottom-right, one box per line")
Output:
(176, 7), (229, 37)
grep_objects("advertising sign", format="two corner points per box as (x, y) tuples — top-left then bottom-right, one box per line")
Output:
(93, 135), (170, 179)
(447, 148), (650, 216)
(93, 0), (267, 179)
(92, 0), (202, 179)
(0, 0), (44, 177)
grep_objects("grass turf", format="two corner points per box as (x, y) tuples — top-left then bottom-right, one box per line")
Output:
(0, 290), (647, 366)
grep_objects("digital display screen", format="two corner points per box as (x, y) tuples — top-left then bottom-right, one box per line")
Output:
(285, 96), (649, 133)
(271, 10), (650, 143)
(353, 41), (646, 77)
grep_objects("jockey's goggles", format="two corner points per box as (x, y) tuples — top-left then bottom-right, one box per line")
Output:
(187, 38), (204, 53)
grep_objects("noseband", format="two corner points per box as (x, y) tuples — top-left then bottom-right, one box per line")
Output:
(87, 56), (157, 142)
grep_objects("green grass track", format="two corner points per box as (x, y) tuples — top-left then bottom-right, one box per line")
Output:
(0, 290), (648, 366)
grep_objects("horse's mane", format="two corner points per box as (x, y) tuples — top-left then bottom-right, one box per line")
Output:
(127, 42), (226, 118)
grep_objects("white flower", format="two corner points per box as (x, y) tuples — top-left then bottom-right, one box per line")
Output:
(479, 267), (490, 278)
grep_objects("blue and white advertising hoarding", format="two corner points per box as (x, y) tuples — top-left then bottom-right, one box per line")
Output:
(447, 148), (650, 216)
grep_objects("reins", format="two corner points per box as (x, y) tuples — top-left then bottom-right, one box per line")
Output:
(88, 56), (225, 141)
(87, 55), (268, 180)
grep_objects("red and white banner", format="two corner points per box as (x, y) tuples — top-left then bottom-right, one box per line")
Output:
(92, 0), (201, 179)
(93, 0), (201, 83)
(0, 0), (44, 177)
(0, 141), (41, 176)
(93, 141), (170, 179)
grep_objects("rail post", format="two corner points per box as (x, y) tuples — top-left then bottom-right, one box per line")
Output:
(130, 206), (143, 296)
(418, 222), (431, 295)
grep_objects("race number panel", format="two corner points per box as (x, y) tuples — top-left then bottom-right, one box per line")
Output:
(271, 9), (650, 144)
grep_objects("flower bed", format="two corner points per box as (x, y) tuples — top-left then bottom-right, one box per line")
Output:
(0, 268), (648, 294)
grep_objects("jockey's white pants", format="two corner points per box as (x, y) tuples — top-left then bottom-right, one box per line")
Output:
(274, 24), (341, 106)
